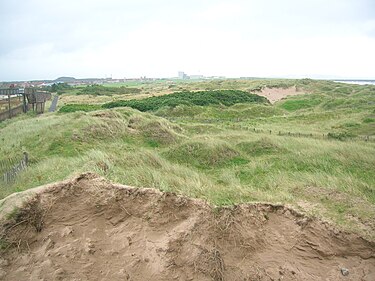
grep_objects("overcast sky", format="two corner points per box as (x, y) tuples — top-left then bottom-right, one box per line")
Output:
(0, 0), (374, 81)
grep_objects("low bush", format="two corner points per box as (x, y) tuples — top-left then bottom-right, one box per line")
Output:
(59, 104), (101, 113)
(327, 131), (356, 141)
(77, 85), (141, 96)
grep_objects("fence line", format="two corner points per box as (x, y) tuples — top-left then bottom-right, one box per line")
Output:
(166, 117), (374, 143)
(0, 88), (51, 122)
(0, 104), (23, 122)
(225, 125), (374, 142)
(2, 152), (28, 184)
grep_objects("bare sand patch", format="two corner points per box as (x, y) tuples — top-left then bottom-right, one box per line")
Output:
(0, 173), (374, 280)
(256, 86), (306, 104)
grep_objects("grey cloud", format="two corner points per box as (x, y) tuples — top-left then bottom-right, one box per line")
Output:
(1, 0), (374, 80)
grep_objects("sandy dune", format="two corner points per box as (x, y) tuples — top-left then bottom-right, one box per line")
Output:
(0, 173), (374, 280)
(256, 86), (306, 104)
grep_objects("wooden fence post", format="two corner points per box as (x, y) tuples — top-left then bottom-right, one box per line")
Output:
(8, 92), (11, 118)
(23, 152), (29, 166)
(23, 93), (27, 113)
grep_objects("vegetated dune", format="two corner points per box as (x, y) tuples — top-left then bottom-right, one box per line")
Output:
(0, 174), (374, 281)
(255, 86), (306, 104)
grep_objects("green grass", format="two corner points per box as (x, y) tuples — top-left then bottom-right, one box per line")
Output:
(280, 97), (322, 111)
(1, 79), (375, 240)
(77, 85), (141, 96)
(236, 137), (286, 156)
(164, 139), (241, 169)
(58, 104), (102, 113)
(363, 117), (374, 123)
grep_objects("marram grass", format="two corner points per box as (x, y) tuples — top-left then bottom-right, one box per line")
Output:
(0, 79), (374, 239)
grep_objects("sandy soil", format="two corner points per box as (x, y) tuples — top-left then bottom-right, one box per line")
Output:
(0, 173), (374, 281)
(255, 86), (306, 104)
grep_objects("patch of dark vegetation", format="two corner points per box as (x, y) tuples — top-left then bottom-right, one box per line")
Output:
(102, 90), (269, 111)
(327, 131), (356, 141)
(165, 140), (241, 169)
(237, 137), (284, 156)
(363, 117), (375, 123)
(138, 120), (180, 145)
(77, 85), (141, 96)
(47, 83), (71, 95)
(280, 97), (322, 111)
(59, 104), (102, 113)
(126, 115), (182, 145)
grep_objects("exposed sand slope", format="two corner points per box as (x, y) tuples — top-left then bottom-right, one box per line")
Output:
(256, 86), (306, 104)
(0, 173), (374, 281)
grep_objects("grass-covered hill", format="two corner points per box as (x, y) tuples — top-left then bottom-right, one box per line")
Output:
(1, 79), (375, 239)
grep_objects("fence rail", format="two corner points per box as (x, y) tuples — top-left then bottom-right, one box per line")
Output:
(1, 152), (28, 184)
(0, 88), (52, 122)
(0, 104), (32, 122)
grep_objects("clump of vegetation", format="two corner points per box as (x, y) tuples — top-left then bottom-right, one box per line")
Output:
(77, 85), (141, 96)
(280, 97), (322, 111)
(127, 116), (182, 146)
(237, 137), (285, 156)
(327, 131), (356, 141)
(165, 140), (242, 169)
(47, 83), (71, 94)
(59, 104), (102, 113)
(363, 117), (374, 123)
(103, 90), (269, 111)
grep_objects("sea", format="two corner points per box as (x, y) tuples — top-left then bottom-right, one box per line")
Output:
(334, 80), (375, 86)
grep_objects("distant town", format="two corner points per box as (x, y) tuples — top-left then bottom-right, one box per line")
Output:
(1, 73), (374, 89)
(0, 72), (227, 89)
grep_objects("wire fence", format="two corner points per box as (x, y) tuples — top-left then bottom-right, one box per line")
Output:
(166, 117), (375, 143)
(224, 125), (374, 142)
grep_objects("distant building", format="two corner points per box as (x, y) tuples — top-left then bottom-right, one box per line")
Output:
(178, 71), (188, 80)
(189, 75), (204, 80)
(178, 71), (206, 80)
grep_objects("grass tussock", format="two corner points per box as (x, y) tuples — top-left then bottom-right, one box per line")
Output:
(165, 140), (243, 169)
(236, 137), (285, 156)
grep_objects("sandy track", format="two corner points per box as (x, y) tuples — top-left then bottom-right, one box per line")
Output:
(0, 173), (374, 280)
(255, 86), (306, 104)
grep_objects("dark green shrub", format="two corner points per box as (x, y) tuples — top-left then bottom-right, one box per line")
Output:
(59, 104), (101, 113)
(102, 90), (269, 111)
(363, 117), (374, 123)
(327, 131), (356, 141)
(77, 85), (141, 96)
